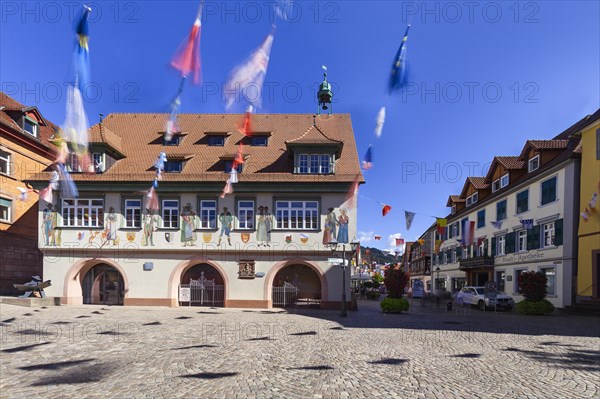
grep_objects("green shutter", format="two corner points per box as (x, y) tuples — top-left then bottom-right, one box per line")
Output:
(491, 237), (496, 256)
(484, 239), (489, 257)
(555, 218), (563, 246)
(527, 225), (540, 249)
(506, 232), (516, 253)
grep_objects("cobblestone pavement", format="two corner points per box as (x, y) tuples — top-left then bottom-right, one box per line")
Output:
(1, 299), (599, 399)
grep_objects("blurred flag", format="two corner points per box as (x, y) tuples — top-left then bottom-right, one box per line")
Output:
(17, 187), (32, 202)
(362, 145), (373, 170)
(238, 106), (253, 136)
(57, 163), (78, 198)
(382, 204), (392, 217)
(73, 5), (91, 88)
(146, 187), (159, 211)
(491, 220), (503, 229)
(165, 85), (183, 142)
(436, 218), (447, 235)
(395, 238), (404, 246)
(388, 25), (410, 95)
(374, 235), (382, 240)
(62, 85), (89, 159)
(220, 178), (233, 198)
(462, 221), (475, 246)
(171, 3), (203, 84)
(374, 107), (385, 138)
(225, 27), (275, 110)
(405, 211), (415, 230)
(520, 219), (534, 230)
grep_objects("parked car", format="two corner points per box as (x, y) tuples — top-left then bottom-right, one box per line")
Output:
(456, 286), (514, 310)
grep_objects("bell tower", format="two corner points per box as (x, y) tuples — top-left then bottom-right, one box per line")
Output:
(317, 66), (333, 115)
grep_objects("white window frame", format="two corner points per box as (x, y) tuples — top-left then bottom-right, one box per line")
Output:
(237, 200), (255, 230)
(93, 152), (105, 173)
(275, 200), (319, 230)
(478, 240), (485, 257)
(0, 151), (10, 175)
(466, 196), (472, 207)
(472, 192), (478, 204)
(199, 200), (217, 229)
(540, 266), (556, 296)
(500, 173), (509, 188)
(61, 198), (104, 227)
(514, 269), (527, 294)
(518, 230), (527, 252)
(492, 179), (500, 192)
(542, 222), (555, 248)
(451, 250), (456, 263)
(161, 199), (179, 229)
(0, 197), (12, 222)
(66, 153), (81, 172)
(443, 252), (447, 264)
(496, 235), (505, 256)
(124, 199), (142, 228)
(297, 154), (332, 174)
(23, 117), (38, 137)
(451, 205), (456, 215)
(528, 155), (539, 172)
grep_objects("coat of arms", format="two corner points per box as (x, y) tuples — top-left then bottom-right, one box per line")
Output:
(126, 232), (136, 242)
(241, 233), (250, 243)
(165, 232), (171, 243)
(203, 233), (212, 243)
(285, 235), (292, 244)
(238, 261), (255, 279)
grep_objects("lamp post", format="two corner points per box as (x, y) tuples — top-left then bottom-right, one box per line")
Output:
(329, 239), (360, 317)
(435, 266), (441, 294)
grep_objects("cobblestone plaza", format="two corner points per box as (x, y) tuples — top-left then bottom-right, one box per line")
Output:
(1, 301), (599, 398)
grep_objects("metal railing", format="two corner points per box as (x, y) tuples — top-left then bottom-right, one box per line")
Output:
(272, 282), (298, 307)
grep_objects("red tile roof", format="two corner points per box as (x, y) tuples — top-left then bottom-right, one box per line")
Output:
(0, 92), (57, 150)
(28, 113), (364, 184)
(495, 156), (525, 170)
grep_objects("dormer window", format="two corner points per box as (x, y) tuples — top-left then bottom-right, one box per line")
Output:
(164, 135), (182, 146)
(492, 179), (500, 192)
(251, 136), (269, 146)
(224, 160), (243, 173)
(500, 173), (509, 188)
(528, 155), (540, 172)
(472, 192), (478, 204)
(23, 118), (38, 137)
(92, 153), (105, 173)
(297, 153), (332, 174)
(66, 153), (81, 172)
(208, 136), (225, 146)
(466, 196), (472, 207)
(164, 161), (183, 173)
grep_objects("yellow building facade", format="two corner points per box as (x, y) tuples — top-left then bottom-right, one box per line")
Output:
(576, 110), (600, 300)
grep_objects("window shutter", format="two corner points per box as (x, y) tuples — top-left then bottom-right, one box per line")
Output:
(491, 237), (497, 256)
(527, 225), (540, 249)
(484, 239), (489, 257)
(506, 232), (516, 253)
(555, 218), (563, 246)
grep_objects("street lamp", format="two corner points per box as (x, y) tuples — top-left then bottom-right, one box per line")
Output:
(329, 239), (360, 317)
(435, 266), (441, 294)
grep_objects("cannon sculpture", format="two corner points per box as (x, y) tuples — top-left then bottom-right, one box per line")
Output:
(13, 276), (52, 298)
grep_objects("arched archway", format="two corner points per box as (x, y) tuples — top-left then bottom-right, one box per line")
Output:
(168, 257), (229, 307)
(82, 264), (124, 305)
(63, 258), (130, 305)
(179, 263), (225, 307)
(268, 260), (326, 308)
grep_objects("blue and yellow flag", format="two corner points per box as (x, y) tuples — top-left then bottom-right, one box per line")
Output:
(73, 5), (91, 88)
(388, 25), (410, 94)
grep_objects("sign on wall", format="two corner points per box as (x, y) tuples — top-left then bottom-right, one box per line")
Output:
(179, 286), (190, 302)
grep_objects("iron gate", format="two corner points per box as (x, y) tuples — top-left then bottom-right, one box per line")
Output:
(272, 282), (298, 307)
(179, 272), (224, 306)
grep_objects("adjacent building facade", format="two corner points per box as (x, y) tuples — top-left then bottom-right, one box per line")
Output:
(429, 113), (598, 308)
(28, 112), (363, 308)
(0, 92), (56, 294)
(575, 110), (600, 301)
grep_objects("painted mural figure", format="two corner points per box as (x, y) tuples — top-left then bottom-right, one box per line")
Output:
(104, 207), (118, 246)
(256, 206), (273, 247)
(337, 208), (349, 244)
(322, 207), (337, 245)
(42, 203), (57, 246)
(218, 207), (233, 246)
(141, 211), (157, 246)
(181, 203), (197, 246)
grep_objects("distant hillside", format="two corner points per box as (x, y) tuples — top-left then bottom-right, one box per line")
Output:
(360, 246), (398, 265)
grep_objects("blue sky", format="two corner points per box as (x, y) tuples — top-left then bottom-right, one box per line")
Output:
(1, 1), (599, 252)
